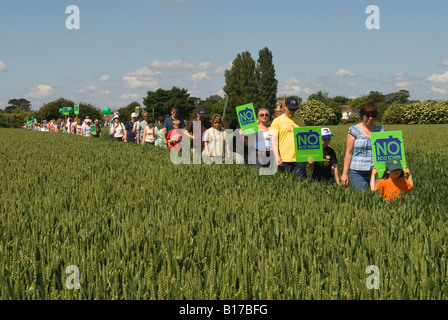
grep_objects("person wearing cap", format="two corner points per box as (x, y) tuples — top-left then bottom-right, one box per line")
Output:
(269, 96), (307, 181)
(112, 114), (125, 141)
(185, 108), (212, 153)
(124, 112), (139, 143)
(92, 119), (102, 139)
(341, 101), (385, 191)
(308, 128), (340, 184)
(162, 107), (184, 146)
(82, 119), (92, 137)
(370, 158), (413, 201)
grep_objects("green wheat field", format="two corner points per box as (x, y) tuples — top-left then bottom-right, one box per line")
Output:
(0, 124), (447, 300)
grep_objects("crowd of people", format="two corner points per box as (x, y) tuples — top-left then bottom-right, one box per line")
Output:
(25, 97), (414, 201)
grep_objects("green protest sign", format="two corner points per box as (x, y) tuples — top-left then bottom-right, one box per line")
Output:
(74, 105), (80, 115)
(293, 126), (323, 162)
(371, 131), (407, 178)
(236, 103), (258, 135)
(63, 107), (69, 116)
(90, 124), (97, 136)
(135, 105), (140, 117)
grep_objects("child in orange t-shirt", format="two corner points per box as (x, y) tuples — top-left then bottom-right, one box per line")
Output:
(167, 120), (183, 152)
(370, 158), (413, 201)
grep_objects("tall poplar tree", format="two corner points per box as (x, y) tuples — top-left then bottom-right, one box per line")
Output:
(223, 51), (257, 109)
(255, 47), (278, 110)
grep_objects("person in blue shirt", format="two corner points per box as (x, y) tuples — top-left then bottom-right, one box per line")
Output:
(162, 107), (184, 146)
(341, 101), (385, 191)
(124, 113), (139, 144)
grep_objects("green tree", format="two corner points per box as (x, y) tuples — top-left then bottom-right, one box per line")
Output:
(117, 101), (140, 122)
(307, 91), (341, 124)
(7, 98), (32, 113)
(332, 95), (349, 105)
(223, 51), (257, 112)
(255, 47), (278, 111)
(385, 90), (410, 106)
(308, 91), (329, 103)
(142, 87), (199, 121)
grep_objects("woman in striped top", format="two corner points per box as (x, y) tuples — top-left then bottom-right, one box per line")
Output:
(341, 101), (385, 191)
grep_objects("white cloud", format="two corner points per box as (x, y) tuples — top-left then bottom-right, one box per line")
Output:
(121, 93), (140, 101)
(27, 85), (54, 99)
(198, 61), (212, 70)
(123, 67), (160, 89)
(280, 78), (311, 96)
(151, 59), (183, 69)
(183, 62), (195, 69)
(427, 71), (448, 83)
(214, 61), (233, 75)
(217, 89), (226, 98)
(395, 81), (412, 89)
(390, 71), (405, 81)
(75, 85), (111, 97)
(348, 82), (357, 88)
(191, 71), (211, 89)
(97, 74), (110, 81)
(334, 69), (356, 77)
(0, 61), (7, 72)
(442, 59), (448, 67)
(431, 87), (447, 95)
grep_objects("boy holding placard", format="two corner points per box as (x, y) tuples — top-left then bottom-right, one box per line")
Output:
(308, 128), (340, 185)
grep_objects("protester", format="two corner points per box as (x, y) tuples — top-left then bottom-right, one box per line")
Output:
(138, 112), (149, 144)
(92, 119), (102, 139)
(270, 96), (307, 181)
(71, 118), (77, 134)
(203, 114), (230, 162)
(124, 113), (139, 144)
(76, 119), (83, 136)
(341, 101), (385, 191)
(167, 120), (184, 152)
(83, 119), (92, 137)
(185, 108), (211, 153)
(60, 119), (65, 133)
(245, 108), (272, 169)
(308, 128), (340, 184)
(112, 115), (125, 141)
(142, 118), (156, 145)
(370, 159), (413, 201)
(163, 107), (184, 145)
(154, 117), (166, 148)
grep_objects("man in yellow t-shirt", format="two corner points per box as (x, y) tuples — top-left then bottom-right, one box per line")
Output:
(270, 96), (307, 181)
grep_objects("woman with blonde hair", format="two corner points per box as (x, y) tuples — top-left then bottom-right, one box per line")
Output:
(250, 108), (272, 168)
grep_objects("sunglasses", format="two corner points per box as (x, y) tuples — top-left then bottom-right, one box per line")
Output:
(214, 121), (221, 124)
(259, 114), (269, 117)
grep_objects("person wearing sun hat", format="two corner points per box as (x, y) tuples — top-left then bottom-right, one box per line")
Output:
(270, 96), (307, 181)
(308, 127), (340, 184)
(370, 158), (413, 201)
(112, 114), (125, 141)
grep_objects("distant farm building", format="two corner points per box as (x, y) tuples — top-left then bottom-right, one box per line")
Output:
(341, 105), (360, 120)
(275, 95), (286, 117)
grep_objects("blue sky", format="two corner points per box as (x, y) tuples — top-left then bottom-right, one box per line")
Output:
(1, 0), (448, 111)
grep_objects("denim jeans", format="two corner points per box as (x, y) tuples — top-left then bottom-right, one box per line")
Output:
(350, 169), (371, 192)
(281, 162), (307, 181)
